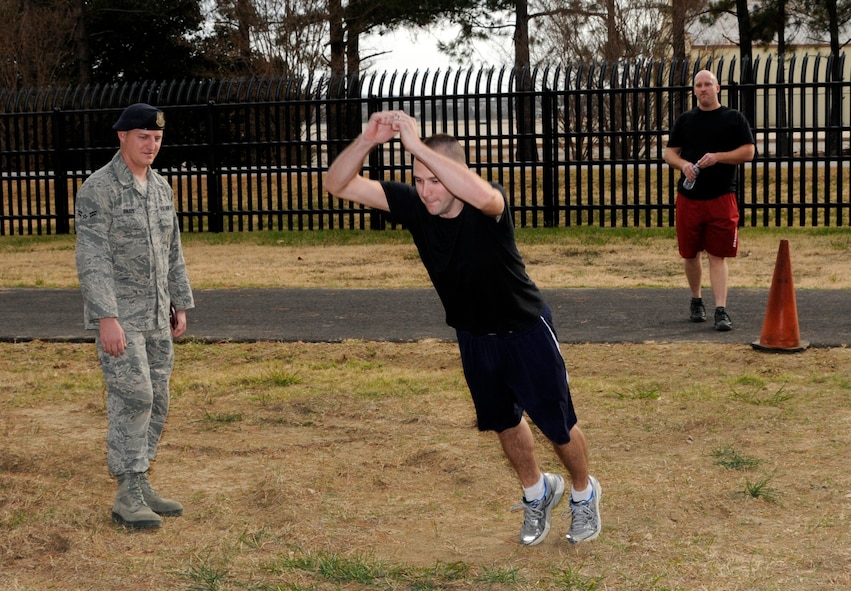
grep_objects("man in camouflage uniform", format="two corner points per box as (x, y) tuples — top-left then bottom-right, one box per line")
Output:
(75, 103), (194, 530)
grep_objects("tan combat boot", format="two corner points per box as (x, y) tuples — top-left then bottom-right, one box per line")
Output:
(112, 473), (163, 529)
(138, 471), (184, 516)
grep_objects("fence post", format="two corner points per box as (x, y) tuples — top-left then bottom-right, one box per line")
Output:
(541, 89), (556, 227)
(51, 108), (71, 234)
(205, 101), (223, 232)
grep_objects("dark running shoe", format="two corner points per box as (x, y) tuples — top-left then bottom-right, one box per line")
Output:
(689, 297), (706, 322)
(714, 307), (732, 331)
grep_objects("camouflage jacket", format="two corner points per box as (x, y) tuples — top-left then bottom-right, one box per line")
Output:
(75, 151), (194, 331)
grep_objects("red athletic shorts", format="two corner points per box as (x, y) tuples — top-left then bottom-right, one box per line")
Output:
(675, 192), (739, 259)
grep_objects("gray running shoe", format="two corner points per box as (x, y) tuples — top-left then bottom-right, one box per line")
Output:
(714, 306), (732, 331)
(565, 475), (601, 544)
(689, 297), (706, 322)
(511, 473), (565, 546)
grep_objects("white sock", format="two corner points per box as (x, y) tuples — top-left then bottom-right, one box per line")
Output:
(523, 475), (546, 502)
(571, 482), (593, 503)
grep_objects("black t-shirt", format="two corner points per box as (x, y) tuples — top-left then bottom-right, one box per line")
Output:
(668, 105), (755, 200)
(381, 181), (545, 335)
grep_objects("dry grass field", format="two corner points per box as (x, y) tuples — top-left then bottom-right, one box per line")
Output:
(1, 227), (850, 591)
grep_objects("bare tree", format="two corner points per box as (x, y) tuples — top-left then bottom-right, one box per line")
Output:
(0, 0), (78, 88)
(530, 1), (680, 161)
(533, 0), (678, 64)
(439, 1), (683, 162)
(209, 0), (327, 78)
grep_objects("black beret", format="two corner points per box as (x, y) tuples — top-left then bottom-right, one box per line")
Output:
(112, 103), (165, 131)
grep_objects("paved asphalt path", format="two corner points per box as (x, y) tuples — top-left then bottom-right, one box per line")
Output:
(1, 287), (847, 348)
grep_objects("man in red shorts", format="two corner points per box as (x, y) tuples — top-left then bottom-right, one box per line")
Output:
(665, 69), (755, 331)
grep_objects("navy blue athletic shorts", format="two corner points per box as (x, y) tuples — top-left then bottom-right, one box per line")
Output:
(456, 306), (577, 445)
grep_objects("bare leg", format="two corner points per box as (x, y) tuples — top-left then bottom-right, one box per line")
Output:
(707, 253), (729, 308)
(683, 255), (703, 298)
(552, 425), (590, 493)
(558, 424), (601, 544)
(499, 418), (591, 493)
(497, 417), (541, 488)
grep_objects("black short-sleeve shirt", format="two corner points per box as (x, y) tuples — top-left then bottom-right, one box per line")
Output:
(381, 181), (544, 335)
(668, 106), (755, 200)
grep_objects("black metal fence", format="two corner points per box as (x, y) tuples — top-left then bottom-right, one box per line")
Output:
(2, 54), (850, 236)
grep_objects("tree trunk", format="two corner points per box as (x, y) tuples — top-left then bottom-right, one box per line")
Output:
(74, 0), (90, 84)
(670, 0), (687, 116)
(328, 0), (345, 82)
(735, 0), (755, 125)
(604, 0), (618, 63)
(825, 0), (843, 156)
(605, 0), (625, 159)
(671, 0), (685, 63)
(513, 0), (538, 162)
(344, 16), (364, 143)
(235, 0), (254, 71)
(327, 0), (347, 160)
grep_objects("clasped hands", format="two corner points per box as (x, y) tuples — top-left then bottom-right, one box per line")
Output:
(366, 110), (416, 144)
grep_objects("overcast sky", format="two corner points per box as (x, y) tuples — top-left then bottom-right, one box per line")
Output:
(363, 12), (846, 75)
(362, 25), (512, 73)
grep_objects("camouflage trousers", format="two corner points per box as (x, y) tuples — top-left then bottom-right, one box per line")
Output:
(96, 326), (174, 476)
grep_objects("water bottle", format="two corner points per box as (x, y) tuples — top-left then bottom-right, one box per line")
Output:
(683, 164), (700, 190)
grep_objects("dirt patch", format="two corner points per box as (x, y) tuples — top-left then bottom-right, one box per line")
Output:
(2, 230), (849, 589)
(1, 340), (849, 590)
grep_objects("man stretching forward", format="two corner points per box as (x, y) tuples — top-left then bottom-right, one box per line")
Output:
(325, 110), (601, 546)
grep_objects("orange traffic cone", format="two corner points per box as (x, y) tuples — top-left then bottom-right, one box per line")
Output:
(752, 239), (808, 352)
